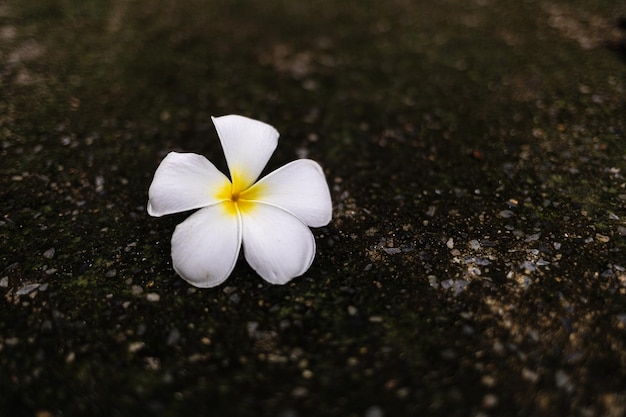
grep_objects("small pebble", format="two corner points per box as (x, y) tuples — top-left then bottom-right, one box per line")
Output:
(468, 266), (481, 276)
(521, 261), (536, 272)
(365, 405), (384, 417)
(427, 275), (439, 288)
(347, 357), (359, 366)
(483, 394), (499, 408)
(382, 247), (401, 255)
(524, 233), (540, 242)
(95, 175), (105, 193)
(267, 354), (288, 364)
(247, 321), (259, 337)
(43, 248), (55, 259)
(498, 210), (515, 218)
(167, 328), (181, 345)
(16, 283), (40, 296)
(555, 369), (574, 392)
(5, 337), (19, 346)
(446, 238), (454, 249)
(146, 293), (160, 302)
(596, 234), (610, 243)
(291, 386), (308, 398)
(522, 368), (539, 383)
(474, 257), (491, 266)
(145, 357), (160, 371)
(481, 375), (496, 387)
(0, 277), (8, 287)
(222, 286), (237, 295)
(441, 279), (454, 289)
(453, 280), (469, 295)
(128, 342), (145, 353)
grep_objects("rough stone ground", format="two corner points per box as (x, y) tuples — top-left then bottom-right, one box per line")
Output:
(1, 1), (625, 416)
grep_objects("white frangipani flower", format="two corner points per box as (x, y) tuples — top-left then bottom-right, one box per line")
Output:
(147, 115), (332, 288)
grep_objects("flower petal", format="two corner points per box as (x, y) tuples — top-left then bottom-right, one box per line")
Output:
(247, 159), (332, 227)
(242, 204), (316, 285)
(212, 115), (279, 191)
(147, 152), (231, 217)
(171, 203), (242, 288)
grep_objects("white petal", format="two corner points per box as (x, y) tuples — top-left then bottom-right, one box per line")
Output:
(148, 152), (231, 217)
(211, 115), (278, 191)
(241, 204), (316, 285)
(171, 203), (242, 288)
(249, 159), (332, 227)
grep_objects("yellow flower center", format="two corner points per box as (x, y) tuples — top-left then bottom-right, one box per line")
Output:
(216, 169), (264, 217)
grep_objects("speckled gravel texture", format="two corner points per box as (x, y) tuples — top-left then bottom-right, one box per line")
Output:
(1, 1), (626, 416)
